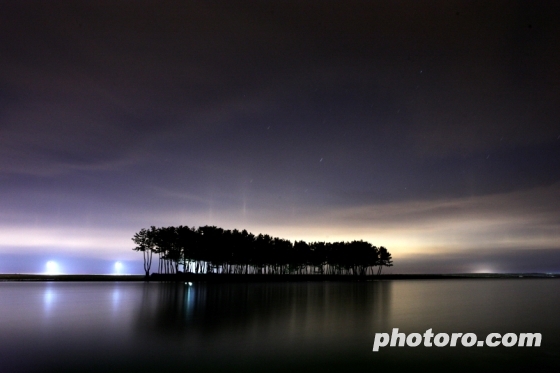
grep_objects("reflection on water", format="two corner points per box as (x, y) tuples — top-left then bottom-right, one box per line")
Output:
(111, 287), (121, 316)
(0, 280), (559, 372)
(43, 284), (56, 316)
(134, 282), (391, 350)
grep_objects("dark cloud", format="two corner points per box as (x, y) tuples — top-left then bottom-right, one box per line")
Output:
(1, 1), (559, 272)
(396, 247), (560, 274)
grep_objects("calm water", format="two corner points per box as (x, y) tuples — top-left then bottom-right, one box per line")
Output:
(0, 280), (559, 372)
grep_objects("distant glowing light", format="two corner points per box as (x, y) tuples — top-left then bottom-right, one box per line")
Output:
(473, 266), (495, 274)
(45, 261), (59, 274)
(114, 261), (123, 274)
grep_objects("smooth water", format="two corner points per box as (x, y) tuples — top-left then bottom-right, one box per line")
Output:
(0, 280), (559, 372)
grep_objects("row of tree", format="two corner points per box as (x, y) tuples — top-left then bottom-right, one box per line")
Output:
(132, 225), (393, 277)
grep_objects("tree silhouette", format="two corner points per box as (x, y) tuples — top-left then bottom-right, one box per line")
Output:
(132, 227), (155, 277)
(377, 246), (393, 275)
(132, 225), (393, 276)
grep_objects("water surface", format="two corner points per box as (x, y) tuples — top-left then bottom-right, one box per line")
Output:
(0, 280), (558, 372)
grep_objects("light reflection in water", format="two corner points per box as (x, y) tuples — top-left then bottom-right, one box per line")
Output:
(111, 286), (121, 316)
(133, 281), (392, 353)
(2, 280), (559, 373)
(185, 285), (195, 318)
(42, 284), (56, 317)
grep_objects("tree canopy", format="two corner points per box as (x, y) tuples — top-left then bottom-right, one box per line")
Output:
(132, 225), (393, 276)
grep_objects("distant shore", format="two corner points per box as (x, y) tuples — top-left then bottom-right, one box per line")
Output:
(0, 273), (557, 282)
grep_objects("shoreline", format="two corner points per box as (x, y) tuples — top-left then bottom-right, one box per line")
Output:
(0, 273), (557, 282)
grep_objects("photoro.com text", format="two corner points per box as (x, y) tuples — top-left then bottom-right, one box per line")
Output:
(373, 328), (541, 351)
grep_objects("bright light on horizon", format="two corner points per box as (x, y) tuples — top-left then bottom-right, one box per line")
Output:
(472, 266), (496, 274)
(45, 260), (60, 274)
(114, 261), (123, 274)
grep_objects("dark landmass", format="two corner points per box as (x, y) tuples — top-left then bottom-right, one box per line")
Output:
(150, 273), (559, 282)
(0, 273), (557, 282)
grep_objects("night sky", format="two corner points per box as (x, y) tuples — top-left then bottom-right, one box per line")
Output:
(1, 1), (559, 274)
